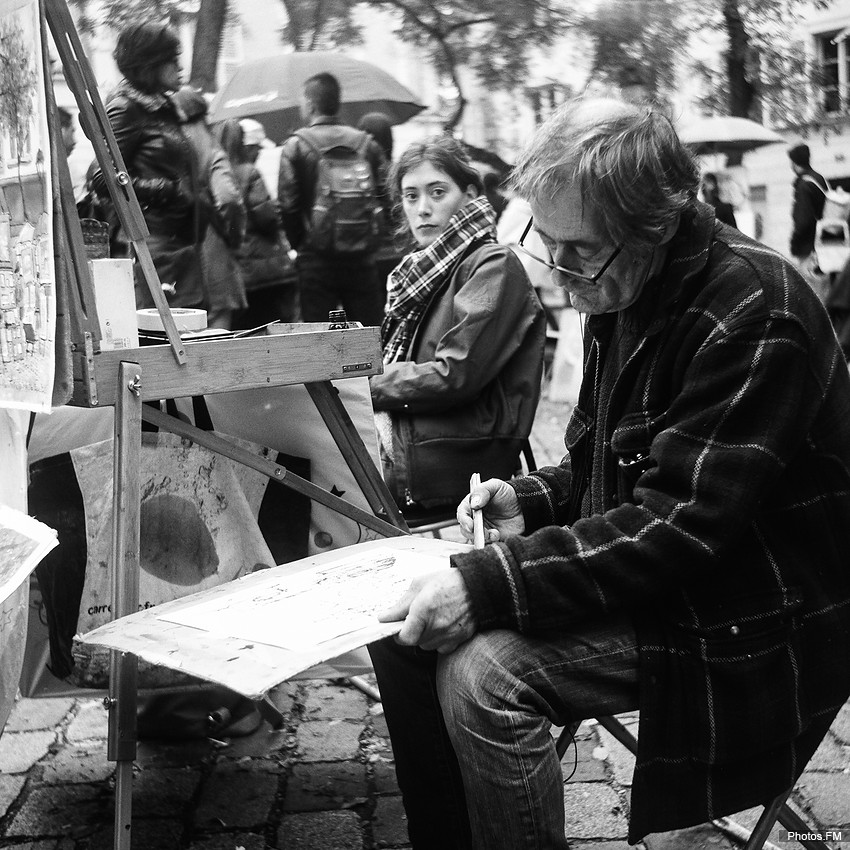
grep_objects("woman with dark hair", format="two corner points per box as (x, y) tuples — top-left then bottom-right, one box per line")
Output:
(358, 111), (393, 162)
(369, 136), (546, 512)
(172, 86), (248, 329)
(216, 119), (299, 327)
(92, 21), (204, 310)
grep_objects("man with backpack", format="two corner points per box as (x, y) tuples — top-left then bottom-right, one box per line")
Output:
(278, 72), (388, 326)
(788, 142), (830, 300)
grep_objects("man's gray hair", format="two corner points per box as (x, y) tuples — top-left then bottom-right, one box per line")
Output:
(511, 98), (699, 251)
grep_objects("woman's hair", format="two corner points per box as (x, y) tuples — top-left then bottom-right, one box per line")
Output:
(358, 112), (393, 161)
(114, 21), (181, 95)
(390, 136), (483, 202)
(511, 97), (699, 252)
(389, 137), (483, 238)
(214, 119), (246, 165)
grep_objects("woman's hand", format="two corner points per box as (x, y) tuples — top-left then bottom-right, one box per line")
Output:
(457, 478), (524, 544)
(378, 569), (476, 654)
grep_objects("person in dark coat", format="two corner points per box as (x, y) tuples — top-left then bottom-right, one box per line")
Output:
(369, 137), (545, 511)
(368, 98), (850, 850)
(278, 72), (388, 325)
(789, 142), (827, 260)
(217, 119), (299, 328)
(701, 171), (737, 228)
(173, 85), (247, 329)
(91, 21), (204, 309)
(788, 142), (830, 300)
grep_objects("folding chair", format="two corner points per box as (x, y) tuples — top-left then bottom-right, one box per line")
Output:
(555, 718), (831, 850)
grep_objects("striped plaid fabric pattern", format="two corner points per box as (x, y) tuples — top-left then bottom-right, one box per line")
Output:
(451, 203), (850, 841)
(381, 196), (496, 364)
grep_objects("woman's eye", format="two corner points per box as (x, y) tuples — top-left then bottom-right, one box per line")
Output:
(430, 188), (446, 199)
(402, 193), (417, 203)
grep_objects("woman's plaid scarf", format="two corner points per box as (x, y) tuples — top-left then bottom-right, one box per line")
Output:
(381, 195), (497, 364)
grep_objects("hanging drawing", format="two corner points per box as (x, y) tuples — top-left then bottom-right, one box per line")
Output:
(0, 0), (55, 411)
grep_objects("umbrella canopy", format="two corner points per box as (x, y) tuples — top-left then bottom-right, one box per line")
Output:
(677, 115), (784, 155)
(208, 52), (426, 144)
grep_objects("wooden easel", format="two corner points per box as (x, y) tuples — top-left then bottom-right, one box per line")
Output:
(42, 1), (409, 846)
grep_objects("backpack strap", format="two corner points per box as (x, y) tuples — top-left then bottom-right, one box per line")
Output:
(294, 126), (369, 157)
(292, 128), (321, 156)
(801, 174), (833, 195)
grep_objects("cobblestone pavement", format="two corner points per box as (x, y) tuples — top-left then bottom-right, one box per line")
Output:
(1, 399), (848, 849)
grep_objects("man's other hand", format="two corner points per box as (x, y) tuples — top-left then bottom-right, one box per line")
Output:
(377, 569), (476, 654)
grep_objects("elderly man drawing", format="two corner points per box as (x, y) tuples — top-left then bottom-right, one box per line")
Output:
(367, 97), (850, 850)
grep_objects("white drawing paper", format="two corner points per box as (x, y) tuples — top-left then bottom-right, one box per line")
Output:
(159, 545), (451, 651)
(0, 503), (56, 605)
(76, 537), (471, 698)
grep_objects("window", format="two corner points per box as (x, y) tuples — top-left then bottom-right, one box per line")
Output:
(527, 82), (571, 125)
(815, 29), (850, 113)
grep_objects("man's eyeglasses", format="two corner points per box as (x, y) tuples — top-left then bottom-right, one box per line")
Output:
(517, 218), (622, 285)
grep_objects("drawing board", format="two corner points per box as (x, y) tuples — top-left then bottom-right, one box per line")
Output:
(77, 537), (469, 699)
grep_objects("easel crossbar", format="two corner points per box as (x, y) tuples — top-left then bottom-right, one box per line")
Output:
(140, 404), (407, 539)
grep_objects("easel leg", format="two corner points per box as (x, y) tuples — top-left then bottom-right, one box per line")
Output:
(305, 381), (409, 532)
(108, 362), (142, 850)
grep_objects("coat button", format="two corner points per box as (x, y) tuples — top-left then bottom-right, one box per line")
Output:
(730, 625), (740, 636)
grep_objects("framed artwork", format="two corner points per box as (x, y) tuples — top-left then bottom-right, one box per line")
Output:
(0, 0), (55, 411)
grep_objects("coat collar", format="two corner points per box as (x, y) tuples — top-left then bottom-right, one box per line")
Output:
(308, 115), (342, 127)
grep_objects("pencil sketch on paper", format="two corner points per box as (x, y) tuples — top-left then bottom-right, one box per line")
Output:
(77, 537), (471, 697)
(0, 0), (56, 411)
(160, 545), (452, 651)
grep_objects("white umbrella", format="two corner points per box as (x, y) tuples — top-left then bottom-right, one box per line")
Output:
(677, 115), (784, 155)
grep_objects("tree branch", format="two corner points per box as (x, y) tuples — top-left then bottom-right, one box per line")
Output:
(309, 0), (325, 50)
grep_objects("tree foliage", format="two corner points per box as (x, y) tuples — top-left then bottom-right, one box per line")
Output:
(690, 0), (834, 125)
(70, 0), (186, 35)
(0, 18), (37, 146)
(580, 0), (693, 106)
(369, 0), (574, 129)
(273, 0), (574, 131)
(278, 0), (363, 51)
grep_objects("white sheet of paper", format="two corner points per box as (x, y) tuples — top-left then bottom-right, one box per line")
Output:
(0, 504), (57, 605)
(159, 545), (450, 651)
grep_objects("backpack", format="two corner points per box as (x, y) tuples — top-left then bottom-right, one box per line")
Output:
(802, 174), (850, 224)
(295, 128), (383, 255)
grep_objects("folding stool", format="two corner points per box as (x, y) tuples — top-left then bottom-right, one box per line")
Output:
(556, 717), (831, 850)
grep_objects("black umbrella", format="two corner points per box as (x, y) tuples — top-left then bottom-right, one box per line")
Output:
(208, 52), (426, 144)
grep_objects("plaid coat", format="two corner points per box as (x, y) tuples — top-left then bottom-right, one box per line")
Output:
(453, 201), (850, 842)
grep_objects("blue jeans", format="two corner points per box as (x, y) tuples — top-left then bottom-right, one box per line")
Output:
(369, 617), (639, 850)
